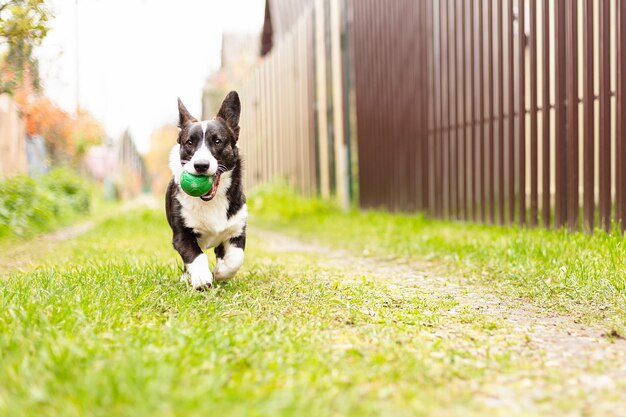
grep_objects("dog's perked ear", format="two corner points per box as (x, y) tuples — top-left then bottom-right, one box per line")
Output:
(178, 98), (197, 128)
(216, 91), (241, 140)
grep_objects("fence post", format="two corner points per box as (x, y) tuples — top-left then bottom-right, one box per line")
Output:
(541, 0), (550, 228)
(330, 0), (349, 210)
(315, 0), (331, 198)
(618, 0), (626, 233)
(566, 0), (579, 232)
(599, 0), (611, 232)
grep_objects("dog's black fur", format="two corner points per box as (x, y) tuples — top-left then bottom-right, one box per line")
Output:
(165, 91), (247, 289)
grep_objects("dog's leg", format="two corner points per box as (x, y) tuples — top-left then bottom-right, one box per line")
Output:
(173, 230), (213, 289)
(167, 182), (212, 289)
(213, 232), (245, 281)
(185, 253), (213, 289)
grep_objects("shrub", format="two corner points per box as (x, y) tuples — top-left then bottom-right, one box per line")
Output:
(0, 168), (92, 239)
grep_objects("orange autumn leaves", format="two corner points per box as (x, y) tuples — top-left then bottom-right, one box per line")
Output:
(14, 70), (104, 162)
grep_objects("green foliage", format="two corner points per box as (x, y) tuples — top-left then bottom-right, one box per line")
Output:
(40, 167), (91, 213)
(249, 182), (338, 221)
(0, 0), (49, 44)
(0, 0), (51, 93)
(0, 168), (92, 239)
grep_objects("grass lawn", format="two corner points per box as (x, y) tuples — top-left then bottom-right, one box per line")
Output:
(1, 189), (625, 416)
(250, 185), (626, 333)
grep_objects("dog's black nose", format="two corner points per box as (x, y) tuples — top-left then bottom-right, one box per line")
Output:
(194, 160), (210, 173)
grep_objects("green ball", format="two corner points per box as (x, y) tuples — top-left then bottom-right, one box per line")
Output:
(180, 171), (213, 197)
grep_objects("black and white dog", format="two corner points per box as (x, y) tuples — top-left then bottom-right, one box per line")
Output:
(165, 91), (246, 289)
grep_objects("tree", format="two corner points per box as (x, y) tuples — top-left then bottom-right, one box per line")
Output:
(0, 0), (51, 94)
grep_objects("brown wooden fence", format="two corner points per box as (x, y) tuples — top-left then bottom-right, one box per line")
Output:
(349, 0), (430, 212)
(351, 0), (626, 233)
(238, 0), (626, 233)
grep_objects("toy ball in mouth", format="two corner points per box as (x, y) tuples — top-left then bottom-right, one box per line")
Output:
(180, 171), (214, 197)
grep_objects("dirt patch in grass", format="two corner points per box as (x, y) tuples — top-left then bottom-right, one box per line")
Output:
(0, 196), (159, 276)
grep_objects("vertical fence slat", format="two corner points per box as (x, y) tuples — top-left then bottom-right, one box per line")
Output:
(430, 0), (438, 216)
(519, 0), (527, 226)
(378, 0), (390, 208)
(619, 0), (626, 232)
(497, 0), (505, 225)
(414, 0), (421, 210)
(443, 0), (453, 219)
(529, 0), (538, 227)
(331, 0), (348, 209)
(460, 0), (467, 220)
(387, 1), (398, 209)
(542, 0), (551, 228)
(583, 0), (595, 233)
(508, 0), (516, 224)
(488, 0), (495, 223)
(305, 14), (314, 196)
(443, 0), (449, 217)
(555, 0), (567, 228)
(376, 0), (383, 207)
(406, 0), (416, 210)
(566, 0), (579, 231)
(413, 0), (422, 211)
(373, 0), (383, 207)
(451, 0), (459, 218)
(355, 0), (366, 206)
(422, 0), (428, 212)
(599, 0), (612, 232)
(617, 0), (622, 228)
(438, 0), (445, 217)
(470, 0), (477, 221)
(456, 2), (466, 220)
(315, 0), (330, 199)
(479, 0), (486, 222)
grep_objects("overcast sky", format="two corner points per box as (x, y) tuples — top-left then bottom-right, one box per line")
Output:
(36, 0), (265, 153)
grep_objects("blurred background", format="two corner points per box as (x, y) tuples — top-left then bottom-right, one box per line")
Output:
(2, 0), (626, 238)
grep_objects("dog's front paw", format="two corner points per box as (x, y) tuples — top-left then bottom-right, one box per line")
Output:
(213, 259), (229, 281)
(186, 253), (213, 290)
(190, 270), (213, 290)
(213, 247), (244, 281)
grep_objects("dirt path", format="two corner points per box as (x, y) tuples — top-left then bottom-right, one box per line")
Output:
(0, 196), (158, 276)
(0, 221), (97, 274)
(255, 228), (626, 415)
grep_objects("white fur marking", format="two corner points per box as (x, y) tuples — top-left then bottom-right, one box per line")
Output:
(214, 246), (244, 281)
(169, 144), (183, 183)
(187, 142), (218, 176)
(186, 253), (213, 289)
(175, 171), (247, 249)
(201, 121), (208, 135)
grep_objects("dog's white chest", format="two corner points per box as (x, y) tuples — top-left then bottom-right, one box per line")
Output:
(176, 176), (247, 249)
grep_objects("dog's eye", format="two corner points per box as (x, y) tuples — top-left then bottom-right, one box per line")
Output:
(214, 138), (222, 145)
(185, 139), (193, 145)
